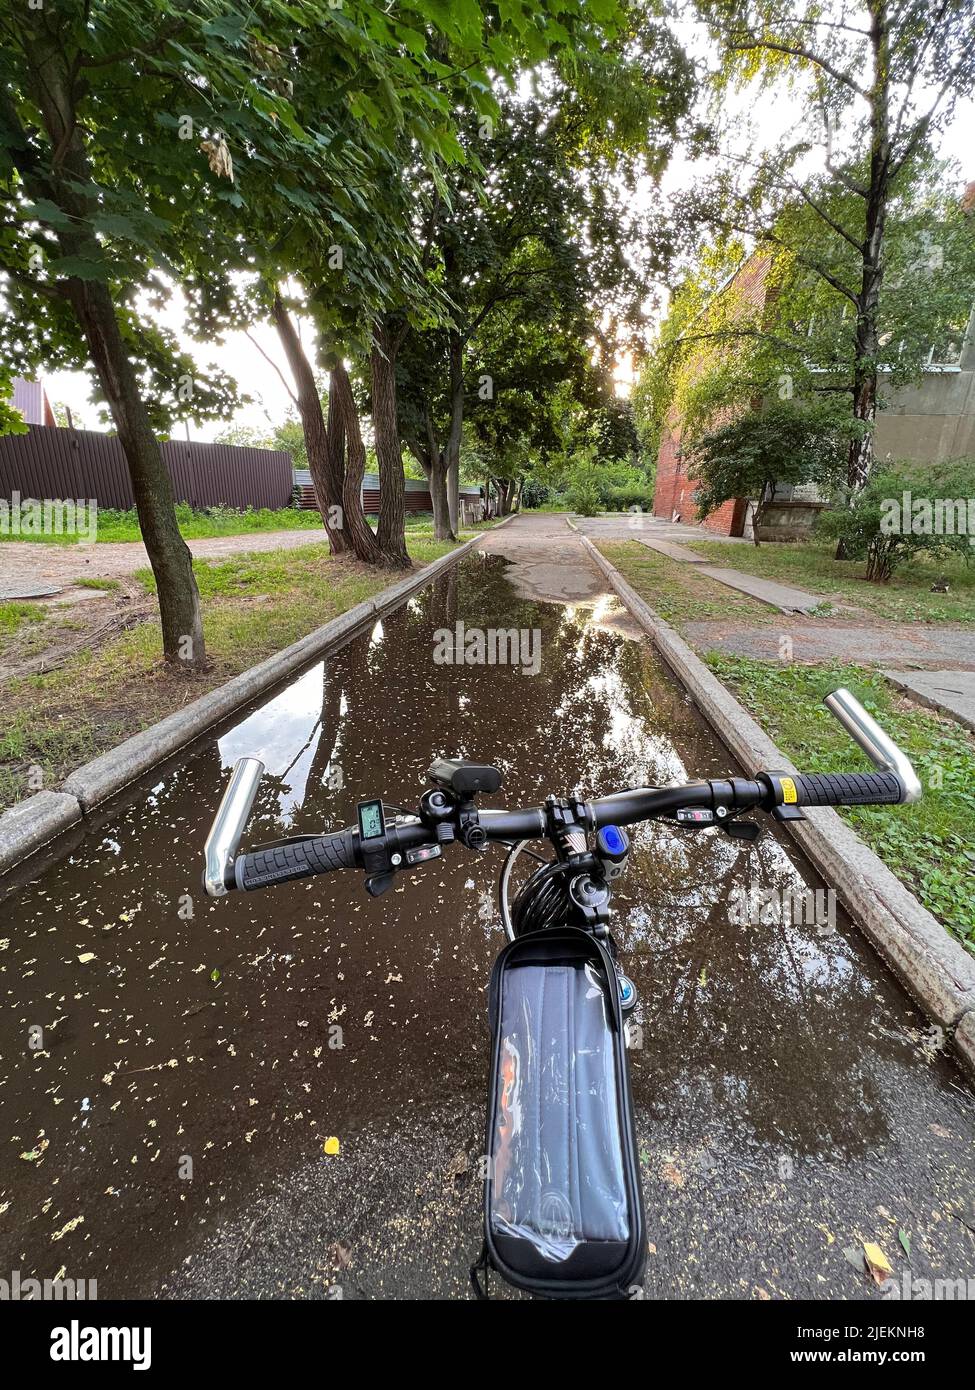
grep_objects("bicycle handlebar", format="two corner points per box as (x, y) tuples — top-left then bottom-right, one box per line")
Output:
(205, 687), (921, 897)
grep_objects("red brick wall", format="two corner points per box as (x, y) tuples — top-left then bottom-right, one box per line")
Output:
(652, 255), (771, 537)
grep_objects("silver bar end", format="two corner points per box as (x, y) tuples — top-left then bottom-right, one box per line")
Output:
(203, 756), (266, 897)
(824, 688), (922, 804)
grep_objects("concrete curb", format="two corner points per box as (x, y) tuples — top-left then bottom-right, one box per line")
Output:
(579, 532), (975, 1066)
(956, 1012), (975, 1073)
(0, 791), (82, 874)
(0, 524), (508, 877)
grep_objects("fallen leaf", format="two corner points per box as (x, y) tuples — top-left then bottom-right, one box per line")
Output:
(77, 953), (95, 964)
(843, 1246), (866, 1272)
(323, 1136), (340, 1156)
(863, 1242), (893, 1285)
(661, 1161), (684, 1188)
(899, 1229), (912, 1262)
(51, 1215), (84, 1242)
(929, 1124), (950, 1139)
(445, 1150), (469, 1183)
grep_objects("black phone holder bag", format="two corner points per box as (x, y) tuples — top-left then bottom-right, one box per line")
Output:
(473, 927), (646, 1300)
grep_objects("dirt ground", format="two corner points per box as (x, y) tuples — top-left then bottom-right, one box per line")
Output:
(0, 527), (332, 591)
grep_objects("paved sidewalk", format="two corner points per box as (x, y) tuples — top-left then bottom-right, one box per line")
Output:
(638, 538), (709, 563)
(697, 565), (823, 614)
(883, 669), (975, 732)
(573, 513), (823, 613)
(575, 513), (748, 546)
(686, 620), (975, 668)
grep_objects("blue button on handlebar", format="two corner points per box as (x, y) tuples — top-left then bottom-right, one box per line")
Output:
(597, 825), (628, 860)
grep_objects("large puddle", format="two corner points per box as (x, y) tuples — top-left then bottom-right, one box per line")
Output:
(2, 550), (973, 1300)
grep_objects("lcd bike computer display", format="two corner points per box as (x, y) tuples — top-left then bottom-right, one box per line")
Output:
(357, 799), (386, 842)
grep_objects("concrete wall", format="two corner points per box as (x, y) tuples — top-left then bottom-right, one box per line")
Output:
(875, 365), (975, 463)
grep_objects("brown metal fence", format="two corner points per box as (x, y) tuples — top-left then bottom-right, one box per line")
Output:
(0, 424), (293, 511)
(295, 469), (483, 516)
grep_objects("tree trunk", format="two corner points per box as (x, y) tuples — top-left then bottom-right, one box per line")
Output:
(429, 453), (453, 540)
(271, 293), (346, 554)
(371, 323), (410, 568)
(326, 369), (381, 569)
(750, 482), (779, 547)
(845, 0), (890, 495)
(18, 43), (205, 668)
(329, 364), (382, 564)
(496, 478), (514, 515)
(75, 278), (206, 667)
(408, 434), (454, 542)
(445, 329), (465, 534)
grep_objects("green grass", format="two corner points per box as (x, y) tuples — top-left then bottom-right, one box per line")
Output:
(705, 655), (975, 947)
(73, 576), (122, 591)
(691, 537), (975, 624)
(0, 534), (461, 812)
(0, 504), (478, 545)
(598, 541), (773, 627)
(0, 601), (44, 636)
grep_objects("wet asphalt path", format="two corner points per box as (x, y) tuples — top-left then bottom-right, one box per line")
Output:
(1, 514), (974, 1300)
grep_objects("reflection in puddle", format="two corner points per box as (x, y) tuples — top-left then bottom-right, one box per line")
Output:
(0, 552), (971, 1299)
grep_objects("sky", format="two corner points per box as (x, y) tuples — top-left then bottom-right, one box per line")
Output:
(30, 21), (975, 440)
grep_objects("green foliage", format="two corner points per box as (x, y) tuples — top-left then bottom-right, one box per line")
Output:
(564, 449), (604, 515)
(0, 368), (28, 438)
(819, 458), (975, 580)
(0, 1), (629, 420)
(689, 397), (854, 526)
(397, 33), (696, 492)
(638, 147), (975, 473)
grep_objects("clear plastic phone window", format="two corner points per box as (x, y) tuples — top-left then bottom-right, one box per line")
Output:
(489, 960), (630, 1262)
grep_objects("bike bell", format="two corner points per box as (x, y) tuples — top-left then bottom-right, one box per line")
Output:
(595, 824), (629, 880)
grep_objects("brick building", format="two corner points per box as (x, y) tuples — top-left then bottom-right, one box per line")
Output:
(652, 256), (772, 536)
(653, 194), (975, 537)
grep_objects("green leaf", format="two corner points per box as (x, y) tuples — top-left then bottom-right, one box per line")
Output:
(48, 254), (109, 282)
(18, 199), (74, 231)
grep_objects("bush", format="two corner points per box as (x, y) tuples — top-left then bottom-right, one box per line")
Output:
(689, 398), (854, 544)
(604, 483), (655, 510)
(565, 475), (601, 516)
(819, 458), (975, 581)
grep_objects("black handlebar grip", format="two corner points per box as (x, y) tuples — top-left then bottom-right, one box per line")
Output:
(235, 828), (358, 891)
(792, 771), (904, 807)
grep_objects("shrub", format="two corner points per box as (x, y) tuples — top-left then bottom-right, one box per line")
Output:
(689, 398), (855, 545)
(565, 475), (601, 516)
(819, 458), (975, 581)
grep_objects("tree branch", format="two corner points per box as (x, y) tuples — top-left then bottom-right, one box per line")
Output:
(244, 327), (298, 406)
(725, 36), (870, 100)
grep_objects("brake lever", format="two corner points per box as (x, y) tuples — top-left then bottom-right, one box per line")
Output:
(365, 872), (396, 897)
(721, 819), (761, 842)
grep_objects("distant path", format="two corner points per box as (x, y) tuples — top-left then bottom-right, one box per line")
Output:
(684, 619), (975, 669)
(0, 527), (333, 590)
